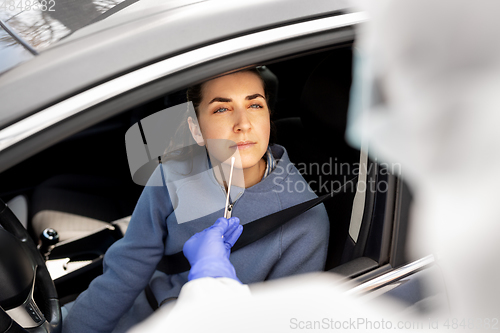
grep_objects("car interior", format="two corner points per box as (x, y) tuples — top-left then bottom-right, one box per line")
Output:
(0, 44), (399, 311)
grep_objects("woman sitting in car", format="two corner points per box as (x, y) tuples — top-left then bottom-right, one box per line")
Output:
(63, 68), (330, 333)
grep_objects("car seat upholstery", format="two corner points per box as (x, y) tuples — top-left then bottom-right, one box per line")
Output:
(30, 175), (139, 242)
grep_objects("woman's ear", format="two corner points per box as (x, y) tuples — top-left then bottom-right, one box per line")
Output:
(188, 116), (205, 146)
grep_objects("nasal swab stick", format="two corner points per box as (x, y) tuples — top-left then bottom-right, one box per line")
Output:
(224, 157), (235, 219)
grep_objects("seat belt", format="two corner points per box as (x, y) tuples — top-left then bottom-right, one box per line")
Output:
(145, 176), (357, 310)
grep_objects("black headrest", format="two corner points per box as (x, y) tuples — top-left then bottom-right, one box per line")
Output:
(299, 48), (353, 141)
(257, 66), (279, 113)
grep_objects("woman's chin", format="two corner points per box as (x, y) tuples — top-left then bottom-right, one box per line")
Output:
(215, 149), (266, 170)
(235, 158), (264, 171)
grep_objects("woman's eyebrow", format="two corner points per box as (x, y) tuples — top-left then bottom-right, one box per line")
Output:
(246, 93), (265, 100)
(208, 94), (264, 104)
(208, 97), (232, 104)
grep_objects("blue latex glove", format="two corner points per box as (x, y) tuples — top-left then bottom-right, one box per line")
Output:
(183, 217), (243, 282)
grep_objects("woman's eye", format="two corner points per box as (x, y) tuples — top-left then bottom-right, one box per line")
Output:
(250, 104), (263, 109)
(214, 107), (228, 114)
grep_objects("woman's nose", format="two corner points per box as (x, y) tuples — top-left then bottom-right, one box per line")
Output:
(233, 108), (252, 132)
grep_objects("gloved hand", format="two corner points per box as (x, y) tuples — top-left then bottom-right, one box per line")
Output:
(183, 217), (243, 282)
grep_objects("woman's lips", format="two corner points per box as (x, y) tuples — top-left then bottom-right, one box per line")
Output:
(230, 141), (256, 150)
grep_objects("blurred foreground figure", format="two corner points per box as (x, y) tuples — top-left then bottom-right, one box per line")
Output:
(348, 0), (500, 323)
(130, 0), (500, 331)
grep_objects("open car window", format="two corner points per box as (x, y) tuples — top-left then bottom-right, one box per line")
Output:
(2, 45), (392, 273)
(0, 11), (426, 326)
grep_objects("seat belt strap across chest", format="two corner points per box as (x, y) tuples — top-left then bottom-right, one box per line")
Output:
(156, 176), (357, 275)
(146, 177), (357, 309)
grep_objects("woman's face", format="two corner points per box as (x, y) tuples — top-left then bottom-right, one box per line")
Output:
(192, 71), (271, 170)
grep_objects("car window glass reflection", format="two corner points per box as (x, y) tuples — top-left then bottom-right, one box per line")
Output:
(125, 101), (244, 224)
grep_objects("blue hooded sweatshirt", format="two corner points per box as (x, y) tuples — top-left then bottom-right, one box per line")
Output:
(63, 144), (330, 333)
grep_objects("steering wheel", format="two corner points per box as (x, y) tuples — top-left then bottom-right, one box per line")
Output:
(0, 199), (61, 333)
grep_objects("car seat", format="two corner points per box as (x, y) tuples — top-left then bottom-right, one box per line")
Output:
(273, 47), (363, 270)
(30, 175), (139, 242)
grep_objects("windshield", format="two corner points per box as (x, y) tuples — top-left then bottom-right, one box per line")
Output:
(0, 23), (33, 74)
(0, 0), (204, 74)
(0, 0), (128, 51)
